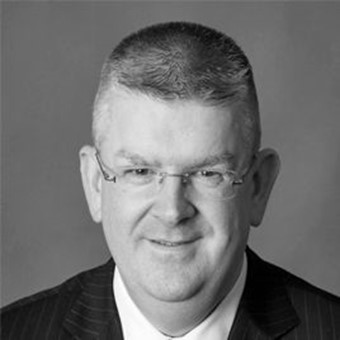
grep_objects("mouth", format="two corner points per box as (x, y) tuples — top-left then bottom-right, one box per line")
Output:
(150, 239), (197, 247)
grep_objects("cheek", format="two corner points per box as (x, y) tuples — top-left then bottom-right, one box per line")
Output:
(101, 187), (152, 248)
(102, 187), (136, 225)
(199, 198), (251, 247)
(101, 188), (131, 255)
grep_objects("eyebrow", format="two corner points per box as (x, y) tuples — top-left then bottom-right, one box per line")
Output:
(114, 150), (160, 166)
(114, 150), (235, 168)
(190, 153), (236, 169)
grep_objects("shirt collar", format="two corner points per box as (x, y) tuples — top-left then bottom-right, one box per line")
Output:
(114, 254), (247, 340)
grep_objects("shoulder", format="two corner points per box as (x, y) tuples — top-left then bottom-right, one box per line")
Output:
(1, 260), (113, 339)
(247, 249), (340, 338)
(248, 248), (340, 308)
(282, 265), (340, 317)
(277, 263), (340, 338)
(262, 255), (340, 309)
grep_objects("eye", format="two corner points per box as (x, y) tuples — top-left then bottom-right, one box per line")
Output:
(122, 168), (157, 185)
(198, 170), (223, 178)
(192, 169), (225, 187)
(125, 168), (154, 176)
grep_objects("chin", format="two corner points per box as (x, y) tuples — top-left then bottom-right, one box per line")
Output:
(141, 268), (206, 303)
(148, 284), (201, 303)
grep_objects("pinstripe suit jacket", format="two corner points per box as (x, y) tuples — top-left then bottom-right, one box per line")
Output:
(1, 248), (340, 339)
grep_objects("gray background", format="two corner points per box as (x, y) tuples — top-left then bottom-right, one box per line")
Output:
(2, 2), (340, 307)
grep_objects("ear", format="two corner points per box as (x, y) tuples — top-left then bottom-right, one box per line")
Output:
(250, 148), (280, 227)
(79, 145), (102, 223)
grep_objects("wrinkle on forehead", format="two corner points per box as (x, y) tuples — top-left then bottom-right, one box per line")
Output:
(113, 149), (237, 170)
(99, 89), (246, 169)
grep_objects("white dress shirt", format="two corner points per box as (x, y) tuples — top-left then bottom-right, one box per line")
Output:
(114, 255), (247, 340)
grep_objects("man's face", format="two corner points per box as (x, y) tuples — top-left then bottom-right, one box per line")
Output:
(84, 89), (256, 305)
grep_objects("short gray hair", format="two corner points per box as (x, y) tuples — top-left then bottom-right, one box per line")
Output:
(93, 22), (261, 158)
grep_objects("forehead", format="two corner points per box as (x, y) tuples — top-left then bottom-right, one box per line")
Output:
(99, 88), (246, 166)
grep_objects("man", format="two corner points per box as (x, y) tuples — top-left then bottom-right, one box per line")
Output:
(1, 21), (339, 339)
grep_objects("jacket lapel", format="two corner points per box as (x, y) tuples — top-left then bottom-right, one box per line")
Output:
(63, 259), (124, 340)
(229, 249), (299, 339)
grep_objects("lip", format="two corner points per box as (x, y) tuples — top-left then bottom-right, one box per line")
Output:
(148, 238), (200, 248)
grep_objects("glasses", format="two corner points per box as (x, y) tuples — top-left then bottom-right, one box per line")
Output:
(95, 151), (254, 200)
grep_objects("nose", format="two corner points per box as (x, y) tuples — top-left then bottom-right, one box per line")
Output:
(151, 175), (196, 226)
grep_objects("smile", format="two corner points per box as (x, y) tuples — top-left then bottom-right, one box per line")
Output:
(150, 239), (197, 247)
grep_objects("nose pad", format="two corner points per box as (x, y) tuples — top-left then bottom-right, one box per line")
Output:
(152, 175), (196, 226)
(158, 172), (190, 186)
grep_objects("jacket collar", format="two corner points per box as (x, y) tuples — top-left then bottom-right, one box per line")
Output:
(63, 249), (299, 340)
(63, 259), (123, 339)
(229, 248), (300, 339)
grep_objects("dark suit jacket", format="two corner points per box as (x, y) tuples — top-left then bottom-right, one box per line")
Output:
(1, 249), (340, 339)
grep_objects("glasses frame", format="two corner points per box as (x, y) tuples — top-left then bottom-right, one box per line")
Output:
(95, 149), (256, 192)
